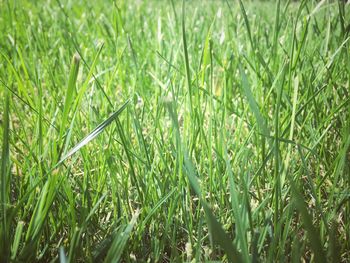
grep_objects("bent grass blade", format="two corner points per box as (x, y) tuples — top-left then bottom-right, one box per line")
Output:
(56, 99), (130, 167)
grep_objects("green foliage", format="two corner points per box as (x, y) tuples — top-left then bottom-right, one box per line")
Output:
(0, 0), (349, 262)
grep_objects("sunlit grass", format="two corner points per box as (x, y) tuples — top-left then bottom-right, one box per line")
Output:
(0, 0), (349, 262)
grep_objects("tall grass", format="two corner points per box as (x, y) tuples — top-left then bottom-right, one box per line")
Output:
(0, 0), (349, 262)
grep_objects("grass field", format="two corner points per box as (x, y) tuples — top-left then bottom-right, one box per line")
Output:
(1, 0), (350, 262)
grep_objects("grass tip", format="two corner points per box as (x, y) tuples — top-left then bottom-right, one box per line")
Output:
(73, 53), (81, 64)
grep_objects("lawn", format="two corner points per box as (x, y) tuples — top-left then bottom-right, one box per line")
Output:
(0, 0), (349, 262)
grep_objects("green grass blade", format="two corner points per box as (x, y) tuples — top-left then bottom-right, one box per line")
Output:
(68, 194), (107, 262)
(290, 182), (327, 263)
(141, 188), (176, 230)
(238, 0), (254, 48)
(183, 153), (243, 263)
(59, 53), (80, 141)
(166, 102), (243, 262)
(182, 0), (193, 112)
(239, 64), (269, 137)
(224, 146), (250, 262)
(0, 90), (10, 261)
(57, 99), (130, 167)
(11, 221), (24, 260)
(103, 210), (139, 263)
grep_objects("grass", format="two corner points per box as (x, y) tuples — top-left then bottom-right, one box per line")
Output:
(0, 0), (349, 262)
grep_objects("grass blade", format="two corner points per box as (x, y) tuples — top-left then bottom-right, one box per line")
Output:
(238, 0), (254, 48)
(166, 102), (243, 262)
(0, 91), (10, 261)
(290, 182), (326, 263)
(239, 64), (269, 137)
(182, 0), (193, 112)
(59, 247), (68, 263)
(183, 153), (243, 262)
(59, 53), (80, 141)
(103, 210), (139, 263)
(11, 221), (24, 260)
(224, 146), (250, 262)
(57, 99), (130, 166)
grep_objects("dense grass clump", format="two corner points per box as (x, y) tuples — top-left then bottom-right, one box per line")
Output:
(0, 0), (349, 262)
